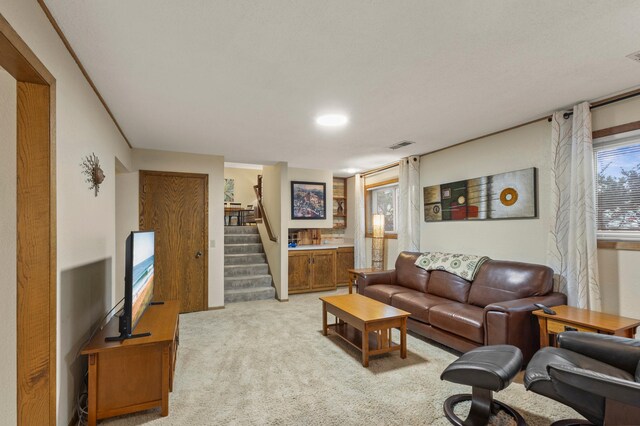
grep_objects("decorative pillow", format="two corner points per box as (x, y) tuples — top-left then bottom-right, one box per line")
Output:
(415, 252), (489, 281)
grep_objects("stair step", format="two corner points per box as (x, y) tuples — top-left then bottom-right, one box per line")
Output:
(224, 243), (263, 254)
(224, 274), (273, 290)
(224, 234), (261, 244)
(224, 287), (276, 303)
(224, 226), (258, 234)
(224, 253), (267, 265)
(224, 263), (269, 277)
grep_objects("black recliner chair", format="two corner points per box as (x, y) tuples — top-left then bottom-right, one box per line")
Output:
(524, 331), (640, 425)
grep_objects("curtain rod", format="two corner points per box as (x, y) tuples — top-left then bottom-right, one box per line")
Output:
(548, 87), (640, 121)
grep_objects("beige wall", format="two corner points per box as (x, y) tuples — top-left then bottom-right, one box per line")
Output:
(114, 166), (139, 303)
(419, 96), (640, 321)
(420, 120), (551, 263)
(224, 166), (261, 207)
(0, 68), (17, 423)
(1, 1), (133, 423)
(591, 96), (640, 319)
(288, 167), (334, 229)
(259, 162), (289, 300)
(127, 149), (226, 308)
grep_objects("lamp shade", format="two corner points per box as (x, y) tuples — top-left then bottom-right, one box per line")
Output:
(372, 214), (385, 238)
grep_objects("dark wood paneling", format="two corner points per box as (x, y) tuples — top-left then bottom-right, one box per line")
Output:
(17, 81), (54, 425)
(139, 171), (208, 313)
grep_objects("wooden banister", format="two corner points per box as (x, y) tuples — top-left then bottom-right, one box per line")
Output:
(254, 184), (278, 242)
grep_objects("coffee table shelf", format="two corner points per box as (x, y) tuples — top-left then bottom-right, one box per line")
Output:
(320, 294), (410, 367)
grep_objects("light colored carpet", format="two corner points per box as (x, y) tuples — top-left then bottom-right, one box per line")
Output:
(103, 288), (582, 425)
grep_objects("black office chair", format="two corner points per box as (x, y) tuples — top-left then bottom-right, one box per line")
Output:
(524, 331), (640, 425)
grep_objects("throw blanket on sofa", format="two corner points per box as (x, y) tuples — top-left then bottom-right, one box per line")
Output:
(415, 252), (490, 281)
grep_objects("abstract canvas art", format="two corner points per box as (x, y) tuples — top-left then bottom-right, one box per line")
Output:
(224, 178), (234, 202)
(291, 181), (326, 219)
(424, 168), (537, 222)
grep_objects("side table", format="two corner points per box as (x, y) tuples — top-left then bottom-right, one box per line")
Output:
(346, 268), (382, 294)
(533, 305), (640, 348)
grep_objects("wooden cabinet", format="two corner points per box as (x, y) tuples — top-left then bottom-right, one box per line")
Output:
(336, 247), (354, 286)
(81, 301), (180, 425)
(288, 249), (336, 293)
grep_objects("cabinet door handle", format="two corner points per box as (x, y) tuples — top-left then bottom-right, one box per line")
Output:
(195, 251), (203, 258)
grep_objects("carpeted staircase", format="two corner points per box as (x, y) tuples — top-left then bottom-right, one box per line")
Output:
(224, 226), (275, 303)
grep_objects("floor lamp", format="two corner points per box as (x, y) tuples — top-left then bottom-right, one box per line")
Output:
(372, 214), (385, 270)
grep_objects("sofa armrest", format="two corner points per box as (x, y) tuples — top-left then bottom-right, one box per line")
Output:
(548, 363), (640, 408)
(557, 332), (640, 376)
(356, 270), (397, 294)
(484, 292), (567, 313)
(483, 292), (566, 363)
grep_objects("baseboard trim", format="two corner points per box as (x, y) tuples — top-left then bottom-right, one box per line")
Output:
(208, 306), (225, 310)
(278, 298), (289, 302)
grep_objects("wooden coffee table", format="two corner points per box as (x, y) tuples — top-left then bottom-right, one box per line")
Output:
(320, 293), (410, 367)
(533, 305), (640, 348)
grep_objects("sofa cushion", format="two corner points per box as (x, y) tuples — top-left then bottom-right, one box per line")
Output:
(429, 302), (485, 344)
(426, 271), (471, 303)
(363, 285), (412, 305)
(390, 291), (455, 324)
(395, 252), (429, 293)
(468, 260), (554, 307)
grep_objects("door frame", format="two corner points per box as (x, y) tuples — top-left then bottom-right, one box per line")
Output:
(0, 13), (57, 425)
(139, 170), (209, 311)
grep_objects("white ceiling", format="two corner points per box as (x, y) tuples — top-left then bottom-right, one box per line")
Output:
(44, 1), (640, 176)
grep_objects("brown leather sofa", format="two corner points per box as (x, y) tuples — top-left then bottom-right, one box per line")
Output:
(357, 252), (566, 363)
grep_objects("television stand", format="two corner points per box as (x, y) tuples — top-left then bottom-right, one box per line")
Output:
(104, 331), (151, 342)
(81, 300), (180, 425)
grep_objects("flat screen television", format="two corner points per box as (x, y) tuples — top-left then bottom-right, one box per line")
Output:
(106, 230), (156, 342)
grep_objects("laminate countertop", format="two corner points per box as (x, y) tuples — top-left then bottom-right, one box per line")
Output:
(288, 244), (354, 251)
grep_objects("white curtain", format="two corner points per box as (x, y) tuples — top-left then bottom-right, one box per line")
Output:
(398, 156), (421, 252)
(353, 173), (367, 268)
(547, 102), (601, 310)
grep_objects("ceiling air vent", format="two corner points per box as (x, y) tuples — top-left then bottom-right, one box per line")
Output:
(388, 140), (415, 150)
(626, 50), (640, 63)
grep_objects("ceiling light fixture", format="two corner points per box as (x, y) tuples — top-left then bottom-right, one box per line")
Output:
(345, 168), (358, 174)
(316, 114), (349, 127)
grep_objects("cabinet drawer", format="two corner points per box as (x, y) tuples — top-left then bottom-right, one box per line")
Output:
(547, 319), (597, 334)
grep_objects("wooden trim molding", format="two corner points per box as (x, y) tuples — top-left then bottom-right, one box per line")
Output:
(36, 1), (132, 148)
(593, 120), (640, 140)
(208, 306), (225, 311)
(597, 240), (640, 251)
(0, 12), (57, 425)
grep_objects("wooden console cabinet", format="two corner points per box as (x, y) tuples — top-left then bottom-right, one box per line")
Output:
(289, 249), (337, 293)
(336, 247), (354, 286)
(81, 300), (180, 425)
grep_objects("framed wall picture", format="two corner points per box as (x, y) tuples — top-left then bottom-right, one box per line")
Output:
(423, 167), (537, 222)
(291, 181), (326, 219)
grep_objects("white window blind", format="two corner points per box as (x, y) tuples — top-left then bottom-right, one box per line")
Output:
(594, 134), (640, 240)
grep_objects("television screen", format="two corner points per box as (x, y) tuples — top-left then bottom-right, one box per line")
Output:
(131, 231), (155, 329)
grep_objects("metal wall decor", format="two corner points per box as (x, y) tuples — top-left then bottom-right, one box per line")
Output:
(81, 153), (105, 197)
(423, 167), (537, 222)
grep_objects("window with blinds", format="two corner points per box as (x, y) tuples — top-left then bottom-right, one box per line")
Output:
(594, 134), (640, 239)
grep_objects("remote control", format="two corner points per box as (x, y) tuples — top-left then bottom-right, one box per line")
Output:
(534, 303), (556, 315)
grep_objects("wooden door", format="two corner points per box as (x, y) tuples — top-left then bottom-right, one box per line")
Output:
(288, 252), (311, 292)
(139, 171), (208, 313)
(336, 247), (354, 285)
(311, 251), (336, 289)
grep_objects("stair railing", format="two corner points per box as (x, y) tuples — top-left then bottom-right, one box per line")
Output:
(254, 184), (278, 242)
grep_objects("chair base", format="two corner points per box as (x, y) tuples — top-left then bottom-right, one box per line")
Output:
(443, 389), (526, 426)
